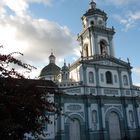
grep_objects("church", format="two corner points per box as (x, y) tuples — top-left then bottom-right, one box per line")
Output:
(38, 1), (140, 140)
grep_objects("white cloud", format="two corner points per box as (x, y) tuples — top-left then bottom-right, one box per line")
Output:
(0, 0), (79, 78)
(103, 0), (140, 5)
(0, 15), (77, 63)
(0, 0), (52, 16)
(135, 83), (140, 87)
(114, 11), (140, 31)
(132, 68), (140, 87)
(133, 68), (140, 75)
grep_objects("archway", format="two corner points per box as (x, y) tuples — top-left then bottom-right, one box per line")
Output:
(69, 119), (80, 140)
(108, 112), (121, 140)
(100, 40), (108, 55)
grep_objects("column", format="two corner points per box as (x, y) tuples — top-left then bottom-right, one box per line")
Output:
(97, 96), (104, 140)
(94, 33), (98, 55)
(95, 65), (100, 95)
(118, 68), (123, 96)
(108, 36), (115, 57)
(121, 97), (129, 139)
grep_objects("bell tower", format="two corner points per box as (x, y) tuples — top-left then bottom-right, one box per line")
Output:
(78, 0), (115, 58)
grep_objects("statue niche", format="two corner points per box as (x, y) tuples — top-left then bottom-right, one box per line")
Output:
(100, 40), (108, 55)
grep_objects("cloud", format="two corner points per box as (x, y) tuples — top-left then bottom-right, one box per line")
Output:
(132, 68), (140, 87)
(103, 0), (140, 6)
(113, 11), (140, 31)
(0, 15), (77, 64)
(135, 83), (140, 87)
(0, 0), (53, 16)
(133, 68), (140, 75)
(0, 0), (79, 78)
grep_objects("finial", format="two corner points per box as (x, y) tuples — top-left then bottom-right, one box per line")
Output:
(51, 49), (53, 55)
(64, 59), (66, 66)
(127, 58), (130, 64)
(90, 0), (96, 9)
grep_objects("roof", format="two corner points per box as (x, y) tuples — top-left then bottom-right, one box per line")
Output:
(0, 77), (58, 89)
(70, 54), (132, 70)
(40, 63), (61, 77)
(83, 8), (107, 20)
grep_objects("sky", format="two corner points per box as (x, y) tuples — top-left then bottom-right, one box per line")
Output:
(0, 0), (140, 86)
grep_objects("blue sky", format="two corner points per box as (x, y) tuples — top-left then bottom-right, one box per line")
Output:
(0, 0), (140, 85)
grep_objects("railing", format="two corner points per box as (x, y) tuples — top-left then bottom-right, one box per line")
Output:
(57, 81), (81, 88)
(132, 85), (140, 91)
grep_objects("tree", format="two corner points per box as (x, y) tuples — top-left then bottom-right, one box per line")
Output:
(0, 45), (36, 78)
(0, 46), (58, 140)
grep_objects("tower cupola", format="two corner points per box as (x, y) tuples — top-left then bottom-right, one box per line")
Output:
(61, 61), (69, 82)
(49, 52), (56, 64)
(81, 0), (107, 29)
(78, 0), (115, 58)
(89, 0), (96, 9)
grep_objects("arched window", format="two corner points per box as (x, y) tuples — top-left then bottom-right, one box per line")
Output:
(106, 71), (113, 84)
(92, 110), (98, 123)
(65, 73), (68, 80)
(90, 20), (94, 26)
(123, 75), (128, 86)
(85, 45), (89, 57)
(89, 71), (94, 83)
(84, 44), (89, 57)
(100, 40), (107, 55)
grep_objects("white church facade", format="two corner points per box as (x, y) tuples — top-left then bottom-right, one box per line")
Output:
(39, 1), (140, 140)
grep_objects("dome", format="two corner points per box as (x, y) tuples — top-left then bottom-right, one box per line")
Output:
(84, 8), (107, 18)
(39, 52), (60, 77)
(62, 62), (69, 71)
(83, 1), (107, 21)
(40, 63), (60, 77)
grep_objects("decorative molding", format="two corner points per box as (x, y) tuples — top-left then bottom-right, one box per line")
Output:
(67, 104), (82, 111)
(104, 89), (119, 95)
(104, 104), (122, 113)
(66, 88), (81, 93)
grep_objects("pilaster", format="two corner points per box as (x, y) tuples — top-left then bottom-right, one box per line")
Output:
(121, 97), (130, 139)
(108, 36), (115, 57)
(97, 97), (105, 140)
(94, 33), (98, 55)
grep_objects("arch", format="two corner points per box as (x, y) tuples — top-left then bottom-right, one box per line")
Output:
(92, 110), (98, 123)
(108, 112), (121, 140)
(85, 44), (89, 57)
(65, 114), (84, 140)
(90, 20), (94, 26)
(105, 107), (123, 121)
(89, 71), (94, 83)
(65, 113), (84, 124)
(105, 108), (122, 140)
(69, 119), (80, 140)
(106, 71), (113, 84)
(100, 40), (108, 55)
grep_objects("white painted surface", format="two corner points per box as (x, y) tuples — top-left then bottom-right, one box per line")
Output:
(99, 69), (120, 88)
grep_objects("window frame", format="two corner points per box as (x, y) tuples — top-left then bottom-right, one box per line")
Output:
(106, 71), (113, 84)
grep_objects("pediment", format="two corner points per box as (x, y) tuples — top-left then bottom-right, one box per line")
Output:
(92, 60), (126, 68)
(83, 56), (131, 69)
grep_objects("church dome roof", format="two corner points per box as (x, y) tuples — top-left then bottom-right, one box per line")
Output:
(39, 52), (60, 77)
(83, 1), (107, 20)
(84, 8), (107, 18)
(62, 65), (69, 71)
(40, 63), (60, 76)
(61, 62), (69, 71)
